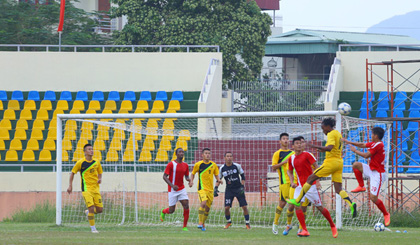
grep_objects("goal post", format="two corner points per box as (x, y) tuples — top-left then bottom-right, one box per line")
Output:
(55, 111), (391, 229)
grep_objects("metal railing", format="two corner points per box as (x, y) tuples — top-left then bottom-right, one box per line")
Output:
(339, 44), (420, 52)
(200, 58), (220, 102)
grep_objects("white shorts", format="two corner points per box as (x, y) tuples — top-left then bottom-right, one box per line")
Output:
(362, 163), (387, 196)
(294, 185), (322, 207)
(168, 188), (189, 206)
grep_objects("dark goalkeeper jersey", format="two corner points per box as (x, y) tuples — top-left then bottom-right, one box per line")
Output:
(219, 163), (245, 190)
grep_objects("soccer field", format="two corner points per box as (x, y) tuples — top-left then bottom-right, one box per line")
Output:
(0, 223), (418, 244)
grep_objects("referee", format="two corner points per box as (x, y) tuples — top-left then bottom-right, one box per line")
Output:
(215, 152), (250, 229)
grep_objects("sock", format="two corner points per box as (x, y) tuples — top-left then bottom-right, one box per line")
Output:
(374, 199), (388, 216)
(203, 211), (209, 223)
(321, 208), (335, 227)
(295, 209), (307, 231)
(162, 208), (170, 214)
(273, 206), (283, 225)
(339, 190), (353, 206)
(244, 214), (250, 224)
(225, 215), (231, 223)
(183, 208), (189, 228)
(286, 210), (294, 225)
(198, 207), (205, 225)
(88, 213), (95, 227)
(353, 168), (365, 187)
(296, 183), (311, 203)
(299, 211), (307, 229)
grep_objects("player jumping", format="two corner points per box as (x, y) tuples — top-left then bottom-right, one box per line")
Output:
(271, 133), (296, 235)
(67, 144), (103, 233)
(288, 118), (357, 219)
(287, 137), (338, 238)
(189, 148), (222, 231)
(160, 148), (192, 231)
(214, 152), (250, 229)
(342, 126), (390, 226)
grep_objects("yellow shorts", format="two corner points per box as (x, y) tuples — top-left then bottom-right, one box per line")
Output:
(198, 190), (214, 208)
(279, 183), (290, 201)
(314, 158), (343, 183)
(82, 191), (103, 208)
(289, 186), (309, 206)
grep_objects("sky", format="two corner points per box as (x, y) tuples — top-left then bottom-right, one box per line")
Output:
(276, 0), (420, 33)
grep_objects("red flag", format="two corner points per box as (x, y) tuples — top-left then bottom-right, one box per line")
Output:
(57, 0), (66, 32)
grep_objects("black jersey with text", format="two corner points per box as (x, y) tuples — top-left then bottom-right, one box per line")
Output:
(219, 163), (245, 190)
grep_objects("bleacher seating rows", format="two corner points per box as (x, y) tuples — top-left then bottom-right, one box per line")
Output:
(0, 90), (200, 169)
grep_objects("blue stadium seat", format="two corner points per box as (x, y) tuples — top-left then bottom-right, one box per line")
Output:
(359, 110), (371, 119)
(171, 91), (184, 101)
(0, 90), (7, 101)
(92, 91), (104, 101)
(360, 101), (373, 111)
(362, 91), (375, 102)
(140, 91), (152, 102)
(389, 163), (404, 173)
(123, 91), (136, 101)
(407, 111), (420, 131)
(413, 91), (420, 101)
(44, 90), (56, 101)
(378, 91), (389, 102)
(393, 109), (404, 118)
(348, 129), (360, 141)
(108, 91), (120, 101)
(155, 91), (168, 102)
(375, 110), (388, 118)
(11, 90), (24, 101)
(393, 121), (403, 131)
(376, 100), (389, 111)
(397, 138), (408, 151)
(76, 91), (88, 101)
(406, 161), (420, 174)
(28, 91), (40, 101)
(60, 91), (72, 101)
(394, 100), (406, 110)
(408, 101), (420, 111)
(395, 91), (407, 102)
(411, 151), (420, 162)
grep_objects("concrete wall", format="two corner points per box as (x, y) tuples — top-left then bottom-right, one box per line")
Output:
(0, 52), (222, 92)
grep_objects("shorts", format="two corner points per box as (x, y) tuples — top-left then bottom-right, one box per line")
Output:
(168, 188), (189, 206)
(225, 187), (247, 207)
(198, 190), (214, 208)
(279, 183), (290, 201)
(314, 158), (343, 183)
(82, 191), (103, 208)
(361, 163), (387, 196)
(294, 185), (322, 207)
(289, 185), (310, 207)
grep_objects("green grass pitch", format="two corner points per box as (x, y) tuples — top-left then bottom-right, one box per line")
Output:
(0, 223), (418, 244)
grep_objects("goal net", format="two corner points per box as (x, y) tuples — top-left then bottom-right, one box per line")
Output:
(56, 111), (391, 229)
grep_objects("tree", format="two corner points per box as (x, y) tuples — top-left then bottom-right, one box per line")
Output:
(0, 0), (110, 45)
(111, 0), (272, 83)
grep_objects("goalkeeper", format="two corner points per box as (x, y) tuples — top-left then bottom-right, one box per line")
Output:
(215, 152), (250, 229)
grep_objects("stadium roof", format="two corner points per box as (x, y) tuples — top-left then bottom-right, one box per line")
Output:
(265, 29), (420, 56)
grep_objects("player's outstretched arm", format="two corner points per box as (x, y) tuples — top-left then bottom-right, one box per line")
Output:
(342, 138), (367, 148)
(67, 172), (75, 194)
(309, 144), (333, 152)
(350, 145), (372, 159)
(287, 170), (296, 188)
(189, 173), (195, 188)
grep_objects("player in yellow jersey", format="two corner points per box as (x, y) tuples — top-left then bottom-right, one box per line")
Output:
(287, 118), (357, 218)
(67, 144), (103, 233)
(189, 148), (222, 231)
(271, 133), (296, 235)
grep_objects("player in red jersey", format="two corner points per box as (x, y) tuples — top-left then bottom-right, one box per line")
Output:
(160, 148), (192, 231)
(342, 126), (390, 226)
(287, 137), (338, 238)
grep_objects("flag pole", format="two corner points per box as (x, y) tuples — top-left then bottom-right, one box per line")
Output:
(57, 0), (66, 52)
(59, 31), (62, 52)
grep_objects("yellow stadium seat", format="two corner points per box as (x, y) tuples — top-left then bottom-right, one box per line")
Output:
(162, 131), (174, 141)
(0, 119), (12, 130)
(150, 108), (162, 114)
(179, 130), (191, 141)
(22, 150), (35, 162)
(142, 138), (155, 151)
(133, 119), (143, 128)
(86, 109), (96, 114)
(97, 129), (109, 141)
(115, 119), (126, 125)
(36, 109), (49, 120)
(5, 150), (18, 161)
(70, 109), (80, 114)
(88, 100), (101, 111)
(26, 139), (39, 151)
(134, 108), (144, 114)
(136, 100), (149, 111)
(72, 149), (84, 161)
(39, 149), (52, 161)
(123, 150), (135, 162)
(76, 139), (88, 151)
(43, 139), (56, 151)
(62, 150), (69, 161)
(80, 129), (92, 140)
(93, 151), (103, 162)
(121, 100), (133, 111)
(64, 130), (76, 141)
(158, 138), (172, 151)
(72, 100), (85, 111)
(46, 130), (57, 140)
(93, 139), (106, 151)
(62, 139), (73, 151)
(113, 129), (126, 140)
(19, 109), (32, 120)
(9, 139), (22, 151)
(0, 101), (3, 110)
(175, 139), (188, 151)
(65, 120), (77, 131)
(49, 120), (57, 130)
(167, 109), (177, 114)
(168, 100), (181, 111)
(102, 109), (113, 114)
(155, 149), (168, 162)
(40, 100), (52, 111)
(31, 129), (44, 140)
(105, 150), (119, 162)
(139, 150), (152, 162)
(82, 121), (94, 130)
(97, 124), (110, 131)
(129, 131), (142, 141)
(56, 100), (69, 111)
(4, 109), (16, 120)
(118, 109), (129, 114)
(152, 100), (165, 111)
(125, 138), (139, 151)
(7, 100), (20, 110)
(23, 100), (36, 111)
(16, 119), (28, 130)
(32, 119), (45, 130)
(146, 119), (159, 129)
(145, 128), (158, 141)
(0, 128), (10, 140)
(14, 129), (27, 140)
(0, 140), (5, 150)
(104, 100), (117, 111)
(53, 109), (64, 119)
(109, 137), (122, 150)
(162, 119), (174, 130)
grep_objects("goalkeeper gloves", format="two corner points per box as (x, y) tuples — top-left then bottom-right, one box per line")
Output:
(214, 186), (219, 197)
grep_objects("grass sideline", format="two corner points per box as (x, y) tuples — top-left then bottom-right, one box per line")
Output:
(0, 223), (418, 244)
